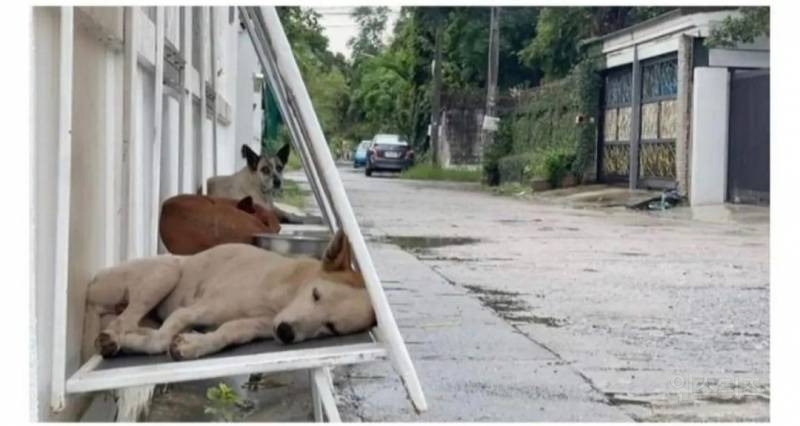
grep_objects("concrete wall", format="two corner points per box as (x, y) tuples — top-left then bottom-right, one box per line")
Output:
(31, 6), (255, 420)
(438, 107), (485, 167)
(690, 67), (730, 205)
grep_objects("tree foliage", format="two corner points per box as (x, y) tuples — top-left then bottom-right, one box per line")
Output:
(277, 6), (678, 159)
(277, 7), (349, 144)
(707, 7), (769, 48)
(519, 7), (672, 80)
(349, 6), (391, 61)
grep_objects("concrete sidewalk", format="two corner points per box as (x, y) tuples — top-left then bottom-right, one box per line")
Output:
(336, 243), (631, 422)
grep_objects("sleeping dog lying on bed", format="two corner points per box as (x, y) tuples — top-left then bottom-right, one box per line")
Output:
(85, 230), (375, 360)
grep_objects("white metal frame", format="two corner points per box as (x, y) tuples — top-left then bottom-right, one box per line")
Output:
(149, 8), (165, 255)
(50, 6), (427, 421)
(179, 7), (193, 194)
(239, 6), (427, 411)
(50, 6), (74, 412)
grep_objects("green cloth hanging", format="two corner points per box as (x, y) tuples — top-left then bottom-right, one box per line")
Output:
(261, 82), (283, 155)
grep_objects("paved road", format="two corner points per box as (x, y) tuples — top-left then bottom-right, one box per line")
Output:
(312, 166), (770, 422)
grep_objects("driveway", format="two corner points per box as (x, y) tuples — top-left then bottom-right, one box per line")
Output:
(316, 166), (769, 422)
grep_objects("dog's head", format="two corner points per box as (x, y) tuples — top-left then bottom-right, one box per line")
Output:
(234, 196), (281, 233)
(241, 143), (291, 196)
(272, 230), (376, 344)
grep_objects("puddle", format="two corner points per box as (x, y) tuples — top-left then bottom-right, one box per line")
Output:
(497, 218), (543, 224)
(722, 331), (764, 338)
(463, 284), (566, 327)
(618, 251), (649, 257)
(417, 255), (513, 263)
(374, 235), (482, 253)
(503, 314), (567, 327)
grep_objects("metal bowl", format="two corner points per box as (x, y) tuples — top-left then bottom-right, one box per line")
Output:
(253, 233), (330, 259)
(278, 224), (332, 239)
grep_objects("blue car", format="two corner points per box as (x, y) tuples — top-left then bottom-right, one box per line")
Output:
(353, 140), (370, 168)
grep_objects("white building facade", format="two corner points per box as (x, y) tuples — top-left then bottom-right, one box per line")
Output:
(587, 8), (770, 205)
(31, 6), (264, 420)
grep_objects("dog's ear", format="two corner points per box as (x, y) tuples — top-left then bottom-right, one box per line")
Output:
(322, 229), (352, 271)
(276, 143), (291, 168)
(236, 196), (256, 214)
(241, 144), (260, 171)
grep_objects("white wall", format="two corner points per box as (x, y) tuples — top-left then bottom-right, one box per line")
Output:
(709, 49), (770, 69)
(690, 67), (730, 205)
(31, 7), (61, 421)
(235, 22), (263, 171)
(31, 6), (252, 420)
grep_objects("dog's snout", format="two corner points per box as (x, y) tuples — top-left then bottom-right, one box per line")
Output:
(275, 322), (295, 344)
(273, 177), (282, 190)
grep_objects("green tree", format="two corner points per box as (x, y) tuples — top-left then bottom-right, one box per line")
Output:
(277, 7), (351, 145)
(443, 7), (541, 89)
(518, 8), (593, 80)
(345, 7), (434, 150)
(707, 7), (769, 48)
(519, 7), (673, 80)
(349, 7), (391, 61)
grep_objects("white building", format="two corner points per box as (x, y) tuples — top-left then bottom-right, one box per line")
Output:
(585, 8), (770, 205)
(31, 6), (264, 420)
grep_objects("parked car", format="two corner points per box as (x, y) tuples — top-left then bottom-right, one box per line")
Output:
(365, 134), (415, 177)
(353, 140), (371, 168)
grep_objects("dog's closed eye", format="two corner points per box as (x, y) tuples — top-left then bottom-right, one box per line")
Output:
(312, 288), (320, 302)
(324, 322), (340, 336)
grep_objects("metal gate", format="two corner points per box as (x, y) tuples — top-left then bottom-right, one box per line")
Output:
(599, 53), (679, 189)
(727, 70), (770, 205)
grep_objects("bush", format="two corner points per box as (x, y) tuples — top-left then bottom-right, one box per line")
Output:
(497, 152), (536, 184)
(482, 118), (514, 186)
(496, 148), (577, 187)
(543, 151), (576, 187)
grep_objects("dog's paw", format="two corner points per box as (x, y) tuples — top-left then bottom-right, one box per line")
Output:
(168, 333), (205, 361)
(95, 332), (120, 358)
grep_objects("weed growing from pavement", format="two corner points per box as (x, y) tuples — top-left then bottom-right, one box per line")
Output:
(204, 383), (253, 422)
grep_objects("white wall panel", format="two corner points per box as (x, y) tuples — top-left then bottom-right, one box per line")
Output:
(690, 67), (730, 205)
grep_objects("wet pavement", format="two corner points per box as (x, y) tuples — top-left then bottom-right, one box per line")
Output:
(331, 166), (769, 422)
(146, 165), (769, 422)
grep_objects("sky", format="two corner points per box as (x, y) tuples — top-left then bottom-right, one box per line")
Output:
(312, 6), (402, 59)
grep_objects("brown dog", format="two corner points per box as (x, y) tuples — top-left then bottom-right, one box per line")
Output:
(159, 194), (281, 255)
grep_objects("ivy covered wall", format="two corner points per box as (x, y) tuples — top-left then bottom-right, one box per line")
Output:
(483, 57), (601, 187)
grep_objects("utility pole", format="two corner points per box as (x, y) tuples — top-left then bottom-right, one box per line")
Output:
(430, 25), (443, 166)
(482, 7), (501, 153)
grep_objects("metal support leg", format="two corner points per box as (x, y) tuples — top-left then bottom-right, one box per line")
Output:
(239, 5), (427, 413)
(310, 367), (341, 423)
(309, 370), (323, 422)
